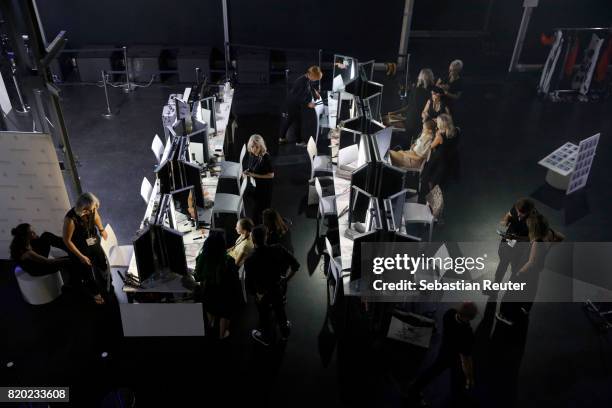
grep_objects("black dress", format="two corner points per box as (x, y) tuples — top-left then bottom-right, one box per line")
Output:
(424, 97), (449, 122)
(403, 85), (431, 142)
(246, 152), (274, 224)
(197, 255), (242, 318)
(442, 76), (463, 114)
(65, 208), (111, 298)
(420, 130), (460, 197)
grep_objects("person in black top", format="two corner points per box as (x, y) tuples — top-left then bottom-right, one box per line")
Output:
(437, 59), (464, 114)
(486, 198), (536, 297)
(10, 223), (72, 277)
(62, 192), (110, 305)
(262, 208), (294, 254)
(410, 302), (477, 406)
(244, 134), (275, 225)
(419, 114), (459, 201)
(421, 86), (450, 123)
(245, 225), (300, 346)
(279, 65), (323, 146)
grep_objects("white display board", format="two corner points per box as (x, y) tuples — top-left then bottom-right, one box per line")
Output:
(538, 142), (579, 177)
(567, 133), (600, 194)
(0, 132), (71, 259)
(538, 30), (564, 94)
(0, 72), (12, 115)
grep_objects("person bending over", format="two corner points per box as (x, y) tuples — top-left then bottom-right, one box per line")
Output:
(10, 223), (71, 276)
(279, 65), (323, 146)
(245, 225), (299, 346)
(389, 120), (436, 170)
(421, 86), (450, 123)
(63, 192), (110, 305)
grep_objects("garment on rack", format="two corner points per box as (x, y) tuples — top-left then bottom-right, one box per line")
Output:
(595, 38), (612, 82)
(563, 36), (580, 78)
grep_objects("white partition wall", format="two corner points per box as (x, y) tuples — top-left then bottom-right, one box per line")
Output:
(0, 132), (72, 259)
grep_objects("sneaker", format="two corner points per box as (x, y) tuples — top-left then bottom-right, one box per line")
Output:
(251, 329), (270, 346)
(495, 312), (514, 326)
(280, 321), (292, 341)
(278, 138), (288, 144)
(295, 142), (307, 147)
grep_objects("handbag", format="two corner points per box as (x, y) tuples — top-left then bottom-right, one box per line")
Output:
(425, 185), (444, 220)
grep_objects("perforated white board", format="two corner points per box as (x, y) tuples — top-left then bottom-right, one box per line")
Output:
(566, 133), (600, 195)
(0, 132), (71, 259)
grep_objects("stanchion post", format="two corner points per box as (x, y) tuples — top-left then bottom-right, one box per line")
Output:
(10, 63), (30, 115)
(101, 70), (115, 118)
(122, 45), (132, 93)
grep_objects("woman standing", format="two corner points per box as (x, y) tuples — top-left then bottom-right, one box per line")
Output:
(62, 192), (109, 304)
(262, 208), (294, 254)
(243, 134), (274, 224)
(421, 86), (451, 123)
(419, 114), (459, 199)
(437, 59), (464, 110)
(193, 229), (241, 339)
(227, 218), (254, 266)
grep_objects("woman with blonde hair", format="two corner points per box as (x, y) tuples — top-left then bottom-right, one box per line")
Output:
(437, 59), (464, 111)
(244, 134), (274, 223)
(419, 114), (460, 200)
(389, 120), (436, 169)
(63, 192), (110, 304)
(384, 68), (435, 140)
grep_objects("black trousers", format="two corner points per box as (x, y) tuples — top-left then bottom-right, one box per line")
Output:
(493, 242), (525, 284)
(279, 104), (303, 143)
(256, 288), (289, 341)
(413, 354), (468, 406)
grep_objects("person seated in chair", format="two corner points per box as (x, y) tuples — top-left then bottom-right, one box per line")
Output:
(384, 68), (435, 136)
(10, 223), (72, 277)
(389, 120), (436, 170)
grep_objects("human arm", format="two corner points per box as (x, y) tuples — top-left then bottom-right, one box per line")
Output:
(430, 132), (444, 149)
(244, 171), (274, 179)
(21, 250), (68, 266)
(62, 217), (91, 266)
(517, 242), (539, 276)
(94, 209), (107, 240)
(421, 100), (431, 121)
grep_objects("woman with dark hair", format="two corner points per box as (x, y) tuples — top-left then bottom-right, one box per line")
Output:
(262, 208), (294, 254)
(193, 229), (241, 339)
(10, 223), (71, 276)
(421, 86), (451, 123)
(63, 192), (109, 305)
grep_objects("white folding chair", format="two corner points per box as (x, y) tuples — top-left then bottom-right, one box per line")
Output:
(151, 134), (165, 164)
(14, 266), (64, 305)
(140, 177), (153, 204)
(211, 177), (248, 228)
(315, 177), (337, 233)
(219, 144), (247, 190)
(100, 224), (134, 268)
(403, 201), (434, 242)
(307, 137), (333, 181)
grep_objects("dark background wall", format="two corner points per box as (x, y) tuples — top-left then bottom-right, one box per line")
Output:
(30, 0), (612, 68)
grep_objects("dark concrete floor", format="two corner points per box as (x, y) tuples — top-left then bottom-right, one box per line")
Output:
(2, 62), (612, 407)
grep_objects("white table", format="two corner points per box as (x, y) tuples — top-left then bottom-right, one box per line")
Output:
(121, 83), (234, 336)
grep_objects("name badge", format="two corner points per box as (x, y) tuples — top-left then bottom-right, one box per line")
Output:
(86, 237), (97, 246)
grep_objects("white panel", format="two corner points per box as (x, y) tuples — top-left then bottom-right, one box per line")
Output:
(566, 133), (600, 195)
(120, 303), (205, 336)
(0, 132), (71, 259)
(0, 72), (12, 115)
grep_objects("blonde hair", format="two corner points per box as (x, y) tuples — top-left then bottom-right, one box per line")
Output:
(307, 65), (323, 80)
(422, 119), (436, 137)
(450, 59), (463, 73)
(75, 192), (100, 216)
(436, 114), (456, 138)
(417, 68), (434, 89)
(247, 134), (267, 155)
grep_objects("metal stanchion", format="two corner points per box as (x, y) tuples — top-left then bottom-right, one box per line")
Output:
(101, 70), (116, 118)
(10, 63), (30, 115)
(122, 46), (133, 93)
(285, 69), (290, 96)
